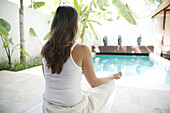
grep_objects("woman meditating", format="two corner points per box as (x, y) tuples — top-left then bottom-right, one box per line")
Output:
(41, 6), (122, 113)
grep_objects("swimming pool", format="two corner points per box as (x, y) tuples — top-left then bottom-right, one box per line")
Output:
(93, 55), (170, 84)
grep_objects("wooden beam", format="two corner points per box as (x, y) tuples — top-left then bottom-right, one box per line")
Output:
(165, 9), (170, 11)
(161, 10), (166, 57)
(152, 2), (170, 18)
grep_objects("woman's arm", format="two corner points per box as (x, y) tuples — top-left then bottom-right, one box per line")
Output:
(81, 45), (122, 88)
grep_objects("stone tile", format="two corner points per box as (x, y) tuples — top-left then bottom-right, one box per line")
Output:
(129, 103), (140, 113)
(130, 96), (140, 105)
(1, 69), (170, 113)
(111, 101), (120, 112)
(154, 108), (170, 113)
(118, 102), (129, 113)
(110, 110), (119, 113)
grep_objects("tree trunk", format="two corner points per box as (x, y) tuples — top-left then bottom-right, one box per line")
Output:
(79, 0), (93, 43)
(19, 0), (26, 61)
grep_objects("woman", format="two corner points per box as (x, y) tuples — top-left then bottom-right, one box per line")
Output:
(41, 6), (122, 113)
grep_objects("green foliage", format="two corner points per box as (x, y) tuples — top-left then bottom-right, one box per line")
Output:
(0, 60), (11, 70)
(88, 22), (98, 40)
(87, 20), (102, 25)
(19, 48), (31, 57)
(74, 0), (81, 16)
(0, 18), (11, 32)
(29, 27), (37, 37)
(0, 24), (9, 37)
(0, 18), (31, 64)
(97, 0), (108, 11)
(29, 1), (45, 9)
(29, 27), (42, 46)
(33, 2), (45, 9)
(43, 32), (50, 40)
(39, 0), (137, 42)
(112, 0), (137, 25)
(0, 56), (42, 71)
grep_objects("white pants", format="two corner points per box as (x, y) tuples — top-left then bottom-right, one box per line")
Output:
(43, 80), (115, 113)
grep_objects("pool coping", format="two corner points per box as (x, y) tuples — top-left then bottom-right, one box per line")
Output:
(149, 53), (170, 69)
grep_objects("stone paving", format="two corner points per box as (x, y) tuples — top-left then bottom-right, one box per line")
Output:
(0, 66), (170, 113)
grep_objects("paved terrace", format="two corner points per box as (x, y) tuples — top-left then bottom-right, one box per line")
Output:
(0, 66), (170, 113)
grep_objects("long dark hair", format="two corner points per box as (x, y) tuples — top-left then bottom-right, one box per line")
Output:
(41, 6), (78, 74)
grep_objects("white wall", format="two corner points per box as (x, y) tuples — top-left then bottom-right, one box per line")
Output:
(0, 0), (20, 61)
(164, 16), (170, 46)
(92, 15), (170, 55)
(0, 0), (51, 62)
(93, 17), (155, 46)
(153, 15), (170, 55)
(24, 7), (51, 60)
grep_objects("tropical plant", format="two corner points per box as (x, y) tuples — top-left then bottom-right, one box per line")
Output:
(28, 0), (46, 46)
(73, 0), (137, 43)
(0, 56), (42, 71)
(0, 18), (31, 65)
(29, 0), (45, 9)
(29, 27), (42, 46)
(33, 0), (136, 43)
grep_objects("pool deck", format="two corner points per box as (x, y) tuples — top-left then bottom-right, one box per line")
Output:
(0, 66), (170, 113)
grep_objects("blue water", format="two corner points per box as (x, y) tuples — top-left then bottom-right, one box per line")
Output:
(93, 55), (170, 84)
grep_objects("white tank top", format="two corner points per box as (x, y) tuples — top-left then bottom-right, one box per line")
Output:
(42, 42), (83, 106)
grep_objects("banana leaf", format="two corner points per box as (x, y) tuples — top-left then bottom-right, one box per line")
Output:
(87, 20), (102, 25)
(0, 18), (11, 32)
(0, 25), (9, 37)
(74, 0), (81, 16)
(112, 0), (137, 25)
(88, 22), (98, 40)
(97, 0), (108, 11)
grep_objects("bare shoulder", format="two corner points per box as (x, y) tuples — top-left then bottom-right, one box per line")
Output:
(75, 43), (91, 55)
(71, 43), (91, 67)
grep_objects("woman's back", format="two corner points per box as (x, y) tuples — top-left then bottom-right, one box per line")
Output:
(42, 43), (83, 106)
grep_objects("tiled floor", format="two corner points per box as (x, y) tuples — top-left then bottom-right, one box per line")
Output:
(0, 66), (170, 113)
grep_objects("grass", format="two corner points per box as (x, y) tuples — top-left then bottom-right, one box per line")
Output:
(0, 56), (42, 71)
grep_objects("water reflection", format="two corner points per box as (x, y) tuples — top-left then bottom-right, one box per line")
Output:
(93, 55), (170, 84)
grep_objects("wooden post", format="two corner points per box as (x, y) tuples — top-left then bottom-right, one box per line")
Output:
(161, 10), (166, 57)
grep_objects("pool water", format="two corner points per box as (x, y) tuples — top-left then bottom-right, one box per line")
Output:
(93, 55), (170, 84)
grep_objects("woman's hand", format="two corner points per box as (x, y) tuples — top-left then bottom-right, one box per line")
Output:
(113, 71), (122, 80)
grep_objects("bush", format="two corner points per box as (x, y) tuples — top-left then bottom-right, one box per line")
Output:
(0, 56), (42, 71)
